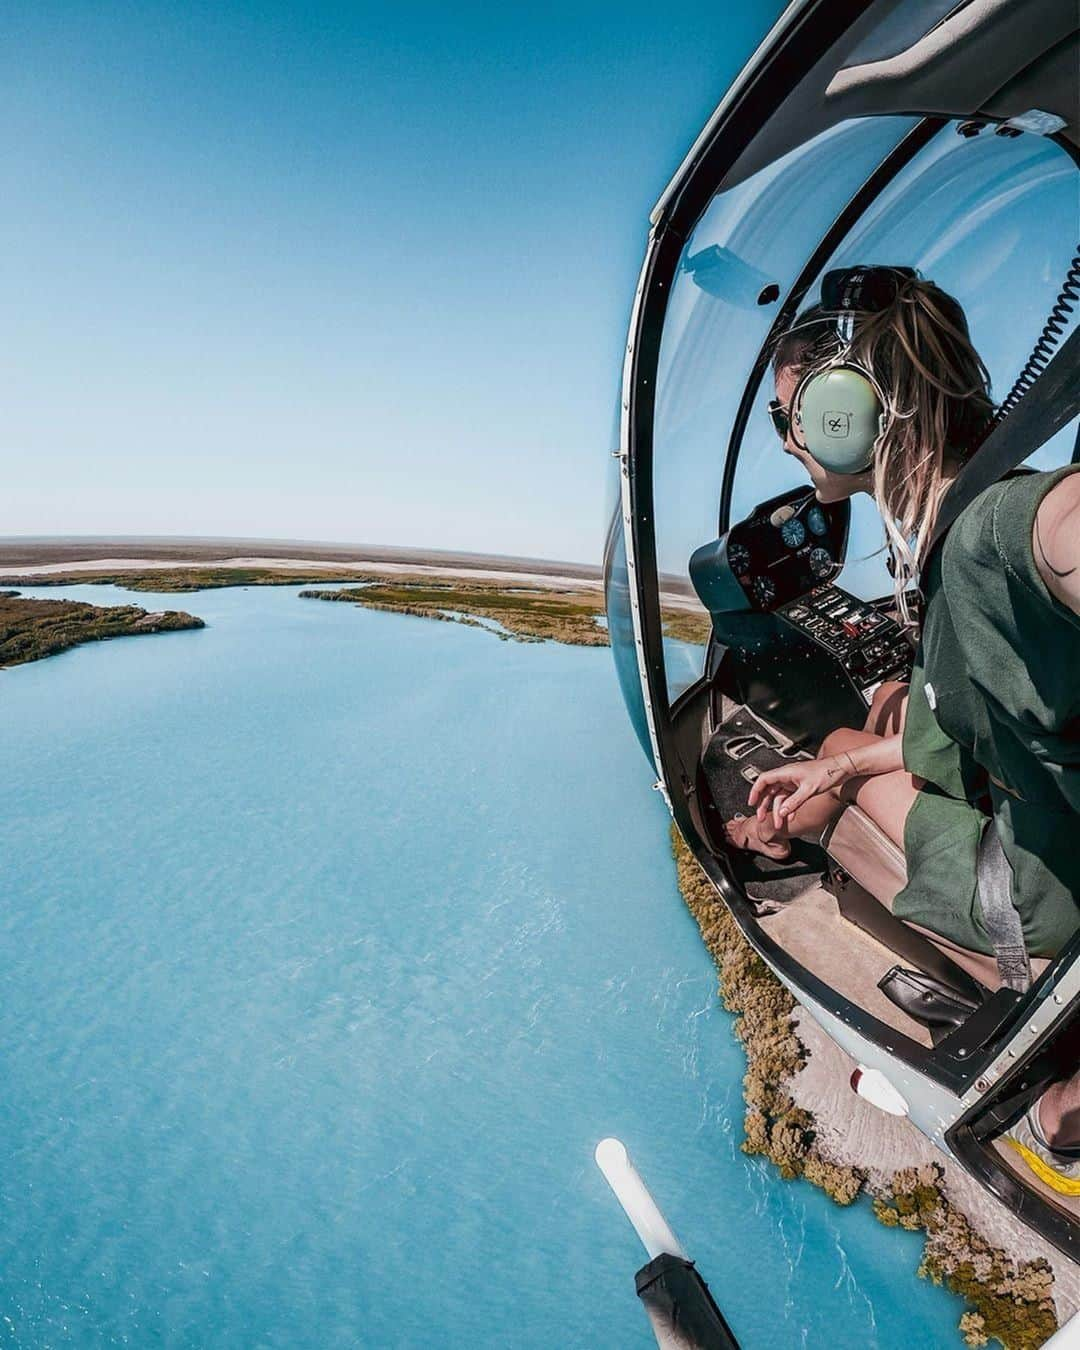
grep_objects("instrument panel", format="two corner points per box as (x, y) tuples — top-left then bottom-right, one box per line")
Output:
(722, 488), (848, 612)
(778, 585), (913, 704)
(689, 489), (910, 726)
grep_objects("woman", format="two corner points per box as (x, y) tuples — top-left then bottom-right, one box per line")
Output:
(724, 266), (1080, 1186)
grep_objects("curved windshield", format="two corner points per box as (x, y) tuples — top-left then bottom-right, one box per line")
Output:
(651, 117), (916, 705)
(808, 124), (1080, 600)
(653, 119), (1079, 693)
(604, 397), (654, 767)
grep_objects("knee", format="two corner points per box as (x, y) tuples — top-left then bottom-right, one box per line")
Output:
(819, 727), (864, 760)
(864, 680), (908, 736)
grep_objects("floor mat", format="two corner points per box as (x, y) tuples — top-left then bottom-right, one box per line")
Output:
(759, 883), (932, 1045)
(700, 706), (827, 905)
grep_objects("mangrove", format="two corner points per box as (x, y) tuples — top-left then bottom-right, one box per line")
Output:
(0, 593), (204, 669)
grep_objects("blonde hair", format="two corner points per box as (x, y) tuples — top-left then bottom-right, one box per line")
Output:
(773, 274), (995, 622)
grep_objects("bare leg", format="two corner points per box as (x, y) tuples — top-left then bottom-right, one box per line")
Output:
(763, 726), (921, 848)
(723, 728), (918, 855)
(865, 680), (908, 737)
(724, 683), (914, 857)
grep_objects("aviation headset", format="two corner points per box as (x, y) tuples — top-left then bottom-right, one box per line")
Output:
(787, 266), (918, 475)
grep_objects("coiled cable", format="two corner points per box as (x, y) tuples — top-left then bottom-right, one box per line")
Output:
(994, 246), (1080, 423)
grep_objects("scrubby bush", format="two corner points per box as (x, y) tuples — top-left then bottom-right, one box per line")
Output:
(671, 829), (1061, 1348)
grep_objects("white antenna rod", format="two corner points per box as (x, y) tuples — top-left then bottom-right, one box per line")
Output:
(594, 1138), (688, 1261)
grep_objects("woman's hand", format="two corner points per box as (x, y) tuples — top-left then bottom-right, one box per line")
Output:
(748, 755), (851, 830)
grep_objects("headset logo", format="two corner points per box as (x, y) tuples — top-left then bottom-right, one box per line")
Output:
(822, 411), (851, 438)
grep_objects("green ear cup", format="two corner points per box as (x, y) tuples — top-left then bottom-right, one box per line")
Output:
(796, 366), (882, 474)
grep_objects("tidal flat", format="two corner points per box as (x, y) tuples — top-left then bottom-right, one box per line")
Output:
(0, 564), (713, 648)
(300, 580), (612, 646)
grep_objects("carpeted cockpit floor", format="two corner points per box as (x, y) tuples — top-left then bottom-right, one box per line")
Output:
(699, 705), (827, 907)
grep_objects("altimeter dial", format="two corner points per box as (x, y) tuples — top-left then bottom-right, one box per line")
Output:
(751, 575), (776, 607)
(728, 542), (751, 575)
(809, 547), (834, 579)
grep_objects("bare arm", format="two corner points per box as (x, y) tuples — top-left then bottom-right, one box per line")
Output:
(838, 732), (905, 780)
(749, 733), (904, 826)
(1034, 474), (1080, 615)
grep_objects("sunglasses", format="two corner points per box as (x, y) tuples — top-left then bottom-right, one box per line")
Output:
(767, 398), (791, 441)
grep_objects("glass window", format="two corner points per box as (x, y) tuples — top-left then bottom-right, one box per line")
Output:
(816, 125), (1080, 600)
(651, 117), (917, 705)
(604, 404), (654, 768)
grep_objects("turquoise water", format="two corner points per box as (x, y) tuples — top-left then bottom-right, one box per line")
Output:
(0, 585), (965, 1348)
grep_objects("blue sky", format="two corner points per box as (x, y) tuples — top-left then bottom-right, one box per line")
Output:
(1, 1), (781, 562)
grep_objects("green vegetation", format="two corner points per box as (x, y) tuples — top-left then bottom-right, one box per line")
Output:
(660, 606), (714, 645)
(302, 581), (716, 649)
(0, 593), (204, 669)
(874, 1173), (1056, 1349)
(0, 567), (358, 593)
(671, 828), (1060, 1349)
(0, 567), (715, 649)
(300, 581), (610, 647)
(0, 568), (611, 648)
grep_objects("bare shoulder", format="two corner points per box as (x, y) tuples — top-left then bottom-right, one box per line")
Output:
(1033, 472), (1080, 614)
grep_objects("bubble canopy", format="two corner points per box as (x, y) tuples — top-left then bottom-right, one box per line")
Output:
(602, 0), (1080, 1263)
(605, 114), (1078, 756)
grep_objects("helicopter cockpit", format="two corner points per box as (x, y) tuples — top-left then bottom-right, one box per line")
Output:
(604, 0), (1080, 1257)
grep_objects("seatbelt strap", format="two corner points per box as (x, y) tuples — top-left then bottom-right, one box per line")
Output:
(976, 819), (1032, 993)
(923, 325), (1080, 576)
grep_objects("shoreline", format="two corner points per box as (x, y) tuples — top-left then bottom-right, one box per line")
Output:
(0, 541), (705, 613)
(672, 829), (1079, 1348)
(300, 581), (611, 646)
(0, 592), (204, 669)
(0, 555), (606, 592)
(2, 562), (621, 649)
(0, 553), (710, 647)
(7, 541), (1070, 1339)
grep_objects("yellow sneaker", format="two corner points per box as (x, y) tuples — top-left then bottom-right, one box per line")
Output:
(1007, 1104), (1080, 1197)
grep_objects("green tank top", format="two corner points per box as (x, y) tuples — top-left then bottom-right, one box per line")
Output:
(894, 465), (1080, 958)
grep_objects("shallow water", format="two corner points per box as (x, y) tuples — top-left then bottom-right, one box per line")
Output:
(0, 585), (965, 1347)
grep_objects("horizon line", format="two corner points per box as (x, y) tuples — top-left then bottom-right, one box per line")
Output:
(0, 534), (603, 576)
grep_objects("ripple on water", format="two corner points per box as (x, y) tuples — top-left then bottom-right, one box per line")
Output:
(0, 585), (966, 1348)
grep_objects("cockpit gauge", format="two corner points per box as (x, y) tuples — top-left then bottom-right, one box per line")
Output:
(728, 542), (751, 575)
(806, 506), (828, 537)
(809, 547), (833, 579)
(780, 518), (806, 549)
(752, 575), (777, 607)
